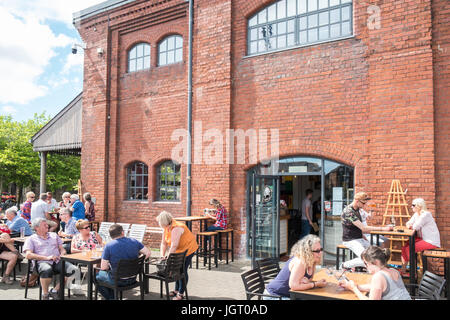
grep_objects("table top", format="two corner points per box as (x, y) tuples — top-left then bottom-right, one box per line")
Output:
(370, 227), (415, 237)
(61, 251), (102, 263)
(14, 236), (72, 244)
(423, 250), (450, 258)
(290, 269), (372, 300)
(174, 216), (212, 222)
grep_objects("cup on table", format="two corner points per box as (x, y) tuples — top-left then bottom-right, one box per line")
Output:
(20, 227), (25, 238)
(82, 247), (88, 256)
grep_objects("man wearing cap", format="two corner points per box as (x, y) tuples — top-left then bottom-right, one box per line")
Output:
(341, 192), (393, 270)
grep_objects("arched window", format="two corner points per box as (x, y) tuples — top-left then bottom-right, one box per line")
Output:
(127, 162), (148, 200)
(158, 35), (183, 66)
(157, 161), (181, 201)
(248, 0), (353, 55)
(128, 43), (151, 73)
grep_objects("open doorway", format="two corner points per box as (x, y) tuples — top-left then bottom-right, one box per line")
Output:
(280, 175), (321, 260)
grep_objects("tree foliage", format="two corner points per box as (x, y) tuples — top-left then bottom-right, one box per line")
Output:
(0, 113), (80, 193)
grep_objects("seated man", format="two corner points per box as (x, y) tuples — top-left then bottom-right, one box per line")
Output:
(57, 208), (79, 254)
(341, 192), (393, 270)
(5, 206), (33, 236)
(23, 218), (82, 300)
(0, 232), (23, 284)
(96, 224), (151, 300)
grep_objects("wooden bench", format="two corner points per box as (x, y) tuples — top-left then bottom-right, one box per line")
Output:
(336, 244), (355, 270)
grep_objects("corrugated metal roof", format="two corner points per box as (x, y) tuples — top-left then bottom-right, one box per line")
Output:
(72, 0), (138, 24)
(31, 93), (82, 153)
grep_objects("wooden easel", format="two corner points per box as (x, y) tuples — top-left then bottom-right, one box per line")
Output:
(382, 180), (411, 265)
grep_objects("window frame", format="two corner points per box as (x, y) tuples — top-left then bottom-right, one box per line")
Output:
(128, 42), (151, 73)
(158, 35), (183, 66)
(126, 162), (149, 201)
(156, 160), (181, 202)
(247, 0), (353, 56)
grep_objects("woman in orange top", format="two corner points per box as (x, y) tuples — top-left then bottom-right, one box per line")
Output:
(157, 210), (199, 300)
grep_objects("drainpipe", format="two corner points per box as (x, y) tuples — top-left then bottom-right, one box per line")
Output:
(104, 13), (112, 222)
(186, 0), (194, 217)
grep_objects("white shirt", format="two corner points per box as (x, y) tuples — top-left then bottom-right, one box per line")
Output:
(30, 199), (48, 221)
(47, 198), (59, 212)
(407, 211), (441, 248)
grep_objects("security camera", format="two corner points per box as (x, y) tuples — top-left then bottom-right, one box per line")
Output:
(71, 43), (86, 54)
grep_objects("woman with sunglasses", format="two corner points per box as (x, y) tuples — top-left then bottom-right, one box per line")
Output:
(339, 246), (411, 300)
(264, 235), (327, 299)
(400, 198), (440, 276)
(71, 220), (103, 253)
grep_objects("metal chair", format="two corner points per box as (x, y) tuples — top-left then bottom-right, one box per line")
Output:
(129, 224), (147, 243)
(408, 271), (446, 300)
(143, 250), (188, 300)
(94, 255), (145, 300)
(240, 268), (282, 300)
(255, 258), (280, 285)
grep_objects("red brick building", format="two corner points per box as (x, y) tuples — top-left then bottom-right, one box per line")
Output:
(74, 0), (450, 262)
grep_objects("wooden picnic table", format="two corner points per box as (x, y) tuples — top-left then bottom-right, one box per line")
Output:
(370, 226), (417, 294)
(290, 269), (372, 300)
(59, 251), (102, 300)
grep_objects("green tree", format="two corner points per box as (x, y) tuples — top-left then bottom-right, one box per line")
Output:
(0, 113), (80, 202)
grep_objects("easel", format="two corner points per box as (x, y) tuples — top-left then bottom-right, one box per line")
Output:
(382, 180), (411, 265)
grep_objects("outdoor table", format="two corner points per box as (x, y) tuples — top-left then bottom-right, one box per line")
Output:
(370, 227), (416, 294)
(59, 251), (102, 300)
(422, 250), (450, 299)
(174, 216), (212, 232)
(14, 236), (72, 253)
(174, 216), (214, 268)
(290, 269), (372, 300)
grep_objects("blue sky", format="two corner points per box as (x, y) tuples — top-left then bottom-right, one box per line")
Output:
(0, 0), (106, 122)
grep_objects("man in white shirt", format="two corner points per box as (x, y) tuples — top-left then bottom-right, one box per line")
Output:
(31, 194), (58, 232)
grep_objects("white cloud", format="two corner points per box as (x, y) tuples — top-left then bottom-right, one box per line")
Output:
(1, 106), (18, 115)
(0, 0), (105, 105)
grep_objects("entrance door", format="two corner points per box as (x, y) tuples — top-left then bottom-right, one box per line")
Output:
(248, 174), (280, 269)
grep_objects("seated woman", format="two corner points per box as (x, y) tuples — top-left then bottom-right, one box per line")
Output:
(205, 199), (228, 231)
(401, 198), (440, 276)
(339, 246), (411, 300)
(157, 211), (199, 300)
(0, 233), (22, 284)
(264, 235), (327, 299)
(71, 220), (103, 253)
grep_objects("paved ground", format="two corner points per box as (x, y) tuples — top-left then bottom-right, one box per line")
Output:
(0, 256), (252, 300)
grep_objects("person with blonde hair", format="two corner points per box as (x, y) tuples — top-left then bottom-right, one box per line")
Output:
(71, 220), (103, 253)
(339, 246), (411, 300)
(400, 198), (440, 276)
(205, 199), (228, 231)
(157, 211), (199, 300)
(264, 235), (327, 299)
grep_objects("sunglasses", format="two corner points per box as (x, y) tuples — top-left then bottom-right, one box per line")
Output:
(411, 204), (416, 207)
(82, 226), (91, 230)
(312, 248), (323, 253)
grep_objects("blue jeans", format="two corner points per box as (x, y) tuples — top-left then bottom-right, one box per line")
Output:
(96, 270), (137, 300)
(300, 220), (311, 240)
(175, 253), (194, 295)
(206, 225), (224, 232)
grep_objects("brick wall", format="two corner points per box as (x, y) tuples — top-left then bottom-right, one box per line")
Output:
(76, 0), (448, 258)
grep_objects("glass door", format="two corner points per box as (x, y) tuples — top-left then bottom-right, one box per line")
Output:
(249, 174), (280, 269)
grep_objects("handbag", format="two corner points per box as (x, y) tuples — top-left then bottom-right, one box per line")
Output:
(20, 273), (39, 288)
(156, 260), (167, 277)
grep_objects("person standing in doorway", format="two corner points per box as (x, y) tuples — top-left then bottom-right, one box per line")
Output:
(300, 189), (314, 240)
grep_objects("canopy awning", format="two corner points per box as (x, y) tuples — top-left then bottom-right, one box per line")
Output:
(30, 93), (82, 156)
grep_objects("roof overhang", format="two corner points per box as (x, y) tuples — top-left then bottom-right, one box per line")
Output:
(73, 0), (138, 24)
(31, 93), (82, 155)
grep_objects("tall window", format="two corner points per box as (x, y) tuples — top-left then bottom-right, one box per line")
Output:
(128, 43), (151, 73)
(158, 35), (183, 66)
(127, 162), (148, 200)
(157, 161), (181, 201)
(248, 0), (353, 55)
